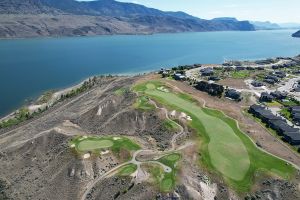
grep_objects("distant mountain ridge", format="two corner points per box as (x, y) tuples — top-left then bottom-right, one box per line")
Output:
(292, 30), (300, 38)
(0, 0), (255, 38)
(251, 21), (281, 30)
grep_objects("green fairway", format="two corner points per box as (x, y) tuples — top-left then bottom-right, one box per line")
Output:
(77, 140), (113, 151)
(134, 81), (296, 192)
(70, 136), (141, 154)
(118, 163), (138, 176)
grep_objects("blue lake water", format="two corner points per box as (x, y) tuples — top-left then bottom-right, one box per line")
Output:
(1, 30), (300, 116)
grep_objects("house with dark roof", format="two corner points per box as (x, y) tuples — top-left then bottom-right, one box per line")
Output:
(251, 81), (264, 87)
(246, 67), (255, 70)
(272, 65), (280, 69)
(200, 68), (214, 76)
(268, 119), (296, 135)
(259, 92), (274, 102)
(282, 131), (300, 145)
(270, 91), (287, 100)
(264, 79), (276, 85)
(257, 66), (264, 70)
(249, 104), (265, 115)
(249, 105), (281, 123)
(274, 71), (286, 78)
(195, 81), (224, 97)
(225, 89), (242, 101)
(248, 104), (300, 145)
(290, 106), (300, 113)
(209, 76), (220, 81)
(265, 75), (280, 82)
(236, 66), (246, 71)
(292, 113), (300, 125)
(174, 73), (186, 81)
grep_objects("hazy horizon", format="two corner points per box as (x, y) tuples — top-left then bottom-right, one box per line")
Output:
(78, 0), (300, 24)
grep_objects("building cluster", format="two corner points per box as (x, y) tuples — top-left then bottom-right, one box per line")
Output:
(249, 105), (300, 145)
(195, 81), (224, 97)
(259, 91), (287, 103)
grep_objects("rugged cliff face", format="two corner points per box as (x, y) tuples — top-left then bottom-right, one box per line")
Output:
(0, 0), (255, 38)
(292, 30), (300, 38)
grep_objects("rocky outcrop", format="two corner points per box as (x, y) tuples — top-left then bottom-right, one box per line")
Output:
(292, 30), (300, 38)
(0, 0), (255, 38)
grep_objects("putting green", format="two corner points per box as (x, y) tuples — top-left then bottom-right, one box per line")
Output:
(70, 136), (141, 154)
(77, 140), (114, 151)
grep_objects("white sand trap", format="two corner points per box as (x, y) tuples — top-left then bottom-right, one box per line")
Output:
(83, 136), (88, 139)
(187, 116), (192, 121)
(170, 110), (176, 117)
(83, 153), (91, 159)
(180, 112), (187, 118)
(157, 86), (169, 93)
(101, 150), (110, 155)
(113, 137), (121, 140)
(70, 144), (75, 148)
(96, 106), (102, 116)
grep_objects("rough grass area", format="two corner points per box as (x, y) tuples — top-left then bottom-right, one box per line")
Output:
(265, 101), (282, 107)
(163, 119), (179, 131)
(231, 70), (251, 79)
(280, 108), (292, 121)
(133, 96), (155, 111)
(134, 81), (296, 192)
(148, 153), (181, 192)
(118, 164), (137, 176)
(114, 87), (129, 96)
(70, 136), (140, 154)
(37, 90), (55, 104)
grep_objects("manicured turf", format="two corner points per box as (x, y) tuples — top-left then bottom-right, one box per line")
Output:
(134, 81), (296, 192)
(133, 96), (155, 111)
(152, 153), (181, 192)
(118, 163), (138, 176)
(145, 153), (181, 192)
(70, 136), (141, 154)
(77, 140), (113, 151)
(231, 70), (251, 79)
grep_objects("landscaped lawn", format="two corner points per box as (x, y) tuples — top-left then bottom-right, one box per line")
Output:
(231, 70), (251, 79)
(265, 101), (282, 107)
(134, 81), (296, 192)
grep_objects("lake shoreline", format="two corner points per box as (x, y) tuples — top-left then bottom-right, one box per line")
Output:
(1, 30), (300, 117)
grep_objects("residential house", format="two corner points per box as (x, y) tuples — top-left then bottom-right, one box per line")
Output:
(270, 91), (287, 100)
(251, 81), (264, 87)
(225, 89), (242, 101)
(259, 92), (274, 102)
(200, 68), (214, 76)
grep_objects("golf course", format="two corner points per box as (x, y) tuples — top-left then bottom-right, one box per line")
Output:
(70, 136), (140, 154)
(148, 153), (181, 192)
(134, 81), (296, 192)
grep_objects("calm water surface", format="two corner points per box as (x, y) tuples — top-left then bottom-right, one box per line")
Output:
(1, 30), (300, 116)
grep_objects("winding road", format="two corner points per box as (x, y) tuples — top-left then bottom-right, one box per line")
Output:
(80, 98), (188, 200)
